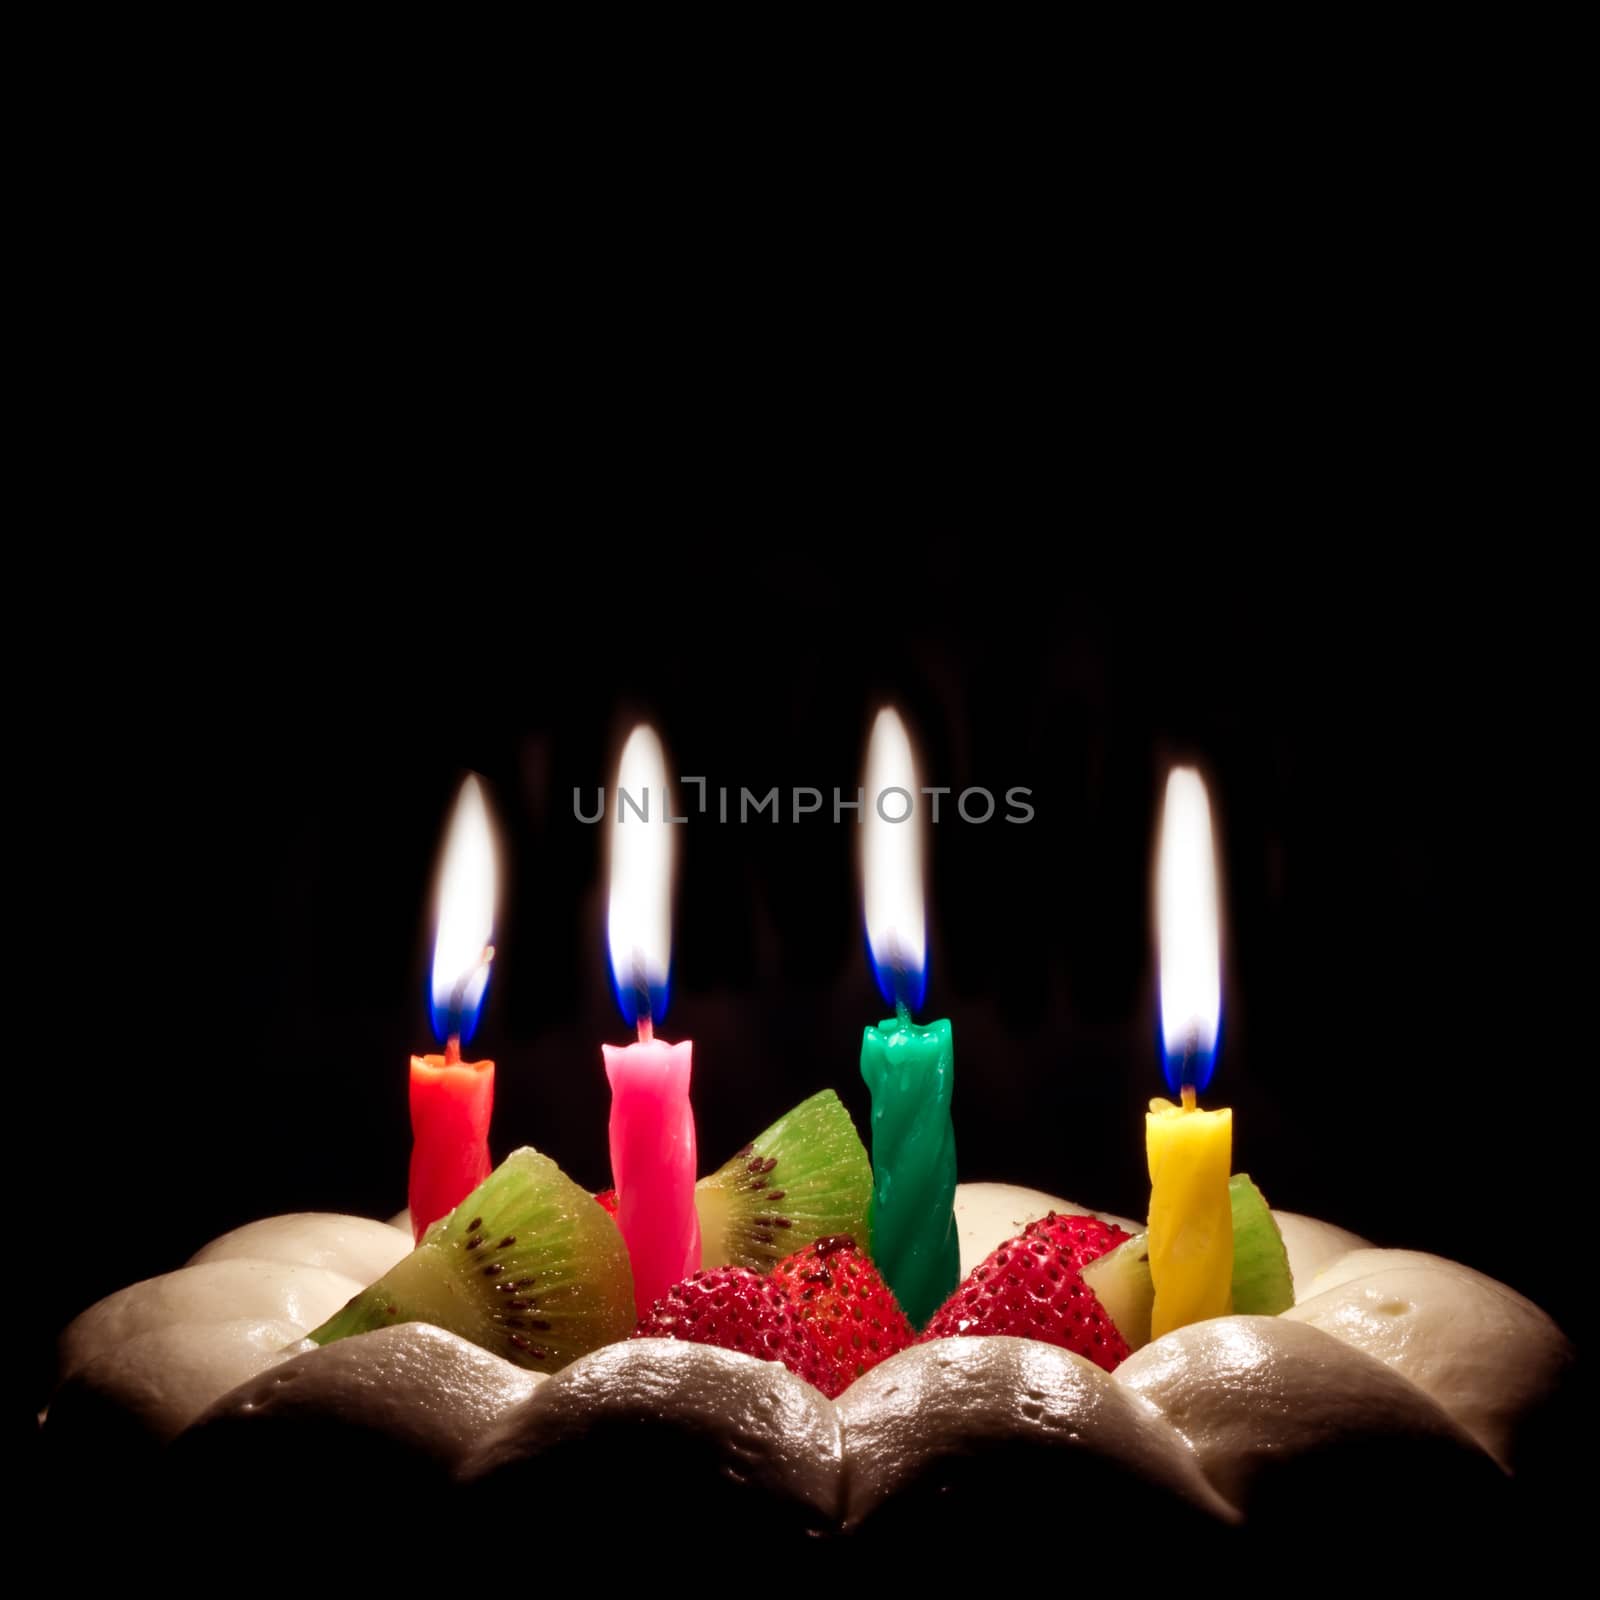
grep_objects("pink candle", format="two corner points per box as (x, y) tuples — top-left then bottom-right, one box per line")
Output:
(604, 724), (700, 1317)
(605, 1020), (700, 1317)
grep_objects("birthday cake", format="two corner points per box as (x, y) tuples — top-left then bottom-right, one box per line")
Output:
(44, 1090), (1572, 1557)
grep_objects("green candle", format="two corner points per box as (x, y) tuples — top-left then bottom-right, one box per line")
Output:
(861, 1002), (959, 1328)
(858, 707), (960, 1329)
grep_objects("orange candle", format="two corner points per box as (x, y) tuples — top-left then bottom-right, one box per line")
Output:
(408, 1038), (495, 1243)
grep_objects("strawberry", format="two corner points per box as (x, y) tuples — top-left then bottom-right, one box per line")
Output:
(594, 1188), (619, 1217)
(633, 1267), (838, 1394)
(768, 1236), (914, 1393)
(921, 1212), (1132, 1372)
(1017, 1212), (1130, 1274)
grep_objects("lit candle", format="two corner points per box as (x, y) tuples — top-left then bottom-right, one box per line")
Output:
(859, 708), (959, 1330)
(408, 776), (498, 1244)
(1146, 766), (1233, 1339)
(604, 724), (700, 1318)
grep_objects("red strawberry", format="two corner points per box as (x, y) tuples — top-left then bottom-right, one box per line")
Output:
(1018, 1212), (1130, 1274)
(921, 1212), (1132, 1372)
(594, 1188), (619, 1216)
(768, 1236), (914, 1393)
(633, 1267), (838, 1394)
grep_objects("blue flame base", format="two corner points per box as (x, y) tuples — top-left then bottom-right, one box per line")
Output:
(610, 967), (671, 1032)
(1160, 1022), (1220, 1097)
(430, 970), (490, 1046)
(868, 934), (927, 1017)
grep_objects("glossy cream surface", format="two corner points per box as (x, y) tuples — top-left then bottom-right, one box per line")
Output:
(58, 1259), (362, 1381)
(1285, 1255), (1573, 1468)
(50, 1188), (1567, 1526)
(192, 1322), (543, 1465)
(1116, 1314), (1490, 1507)
(50, 1317), (308, 1443)
(836, 1334), (1235, 1528)
(189, 1212), (412, 1285)
(1272, 1211), (1369, 1295)
(465, 1337), (843, 1525)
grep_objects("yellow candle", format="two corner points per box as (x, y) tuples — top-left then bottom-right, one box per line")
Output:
(1149, 767), (1232, 1340)
(1146, 1084), (1233, 1338)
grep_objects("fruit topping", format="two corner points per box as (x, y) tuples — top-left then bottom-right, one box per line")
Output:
(633, 1267), (838, 1394)
(308, 1147), (635, 1374)
(921, 1212), (1132, 1372)
(1227, 1173), (1294, 1315)
(695, 1089), (872, 1271)
(768, 1236), (913, 1390)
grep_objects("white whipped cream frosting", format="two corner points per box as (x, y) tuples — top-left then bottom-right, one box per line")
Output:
(187, 1212), (413, 1284)
(49, 1184), (1573, 1529)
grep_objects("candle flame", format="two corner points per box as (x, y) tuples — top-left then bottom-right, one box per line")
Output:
(1157, 766), (1221, 1094)
(607, 724), (674, 1027)
(861, 707), (927, 1013)
(430, 775), (496, 1044)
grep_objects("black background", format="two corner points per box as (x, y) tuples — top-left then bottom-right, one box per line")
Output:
(29, 557), (1582, 1408)
(8, 59), (1587, 1560)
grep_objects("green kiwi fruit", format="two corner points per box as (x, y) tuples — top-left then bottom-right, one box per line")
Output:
(1081, 1231), (1154, 1349)
(1080, 1173), (1294, 1347)
(1228, 1172), (1294, 1314)
(308, 1147), (634, 1373)
(696, 1089), (872, 1270)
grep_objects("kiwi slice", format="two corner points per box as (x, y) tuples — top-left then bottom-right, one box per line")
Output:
(696, 1089), (872, 1271)
(1228, 1172), (1294, 1314)
(1081, 1233), (1154, 1350)
(308, 1147), (634, 1374)
(1080, 1174), (1294, 1348)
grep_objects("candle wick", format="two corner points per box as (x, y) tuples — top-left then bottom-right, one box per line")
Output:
(1180, 1083), (1197, 1111)
(443, 946), (495, 1045)
(629, 952), (656, 1043)
(894, 998), (912, 1028)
